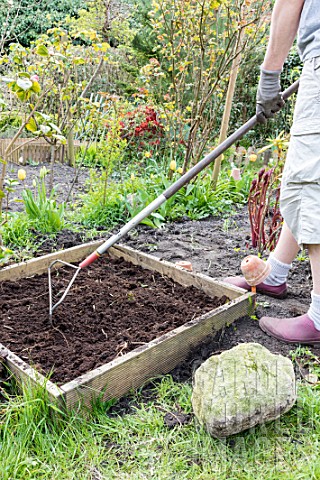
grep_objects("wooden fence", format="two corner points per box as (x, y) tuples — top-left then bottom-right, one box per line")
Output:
(0, 138), (83, 165)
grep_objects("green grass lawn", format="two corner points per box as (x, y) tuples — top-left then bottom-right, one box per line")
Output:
(1, 373), (320, 480)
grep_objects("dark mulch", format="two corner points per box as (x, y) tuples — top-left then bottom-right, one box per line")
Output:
(0, 257), (227, 385)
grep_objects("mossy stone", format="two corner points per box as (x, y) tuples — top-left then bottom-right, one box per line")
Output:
(191, 343), (296, 438)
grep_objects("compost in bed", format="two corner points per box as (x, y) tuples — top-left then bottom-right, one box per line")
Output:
(0, 257), (228, 385)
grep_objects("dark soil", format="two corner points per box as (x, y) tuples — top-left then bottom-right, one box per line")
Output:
(0, 257), (227, 385)
(33, 229), (89, 257)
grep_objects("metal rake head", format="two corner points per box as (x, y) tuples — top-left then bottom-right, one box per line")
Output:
(48, 259), (81, 320)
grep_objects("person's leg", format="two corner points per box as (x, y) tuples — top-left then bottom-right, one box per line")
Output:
(259, 243), (320, 344)
(257, 57), (320, 342)
(306, 244), (320, 332)
(271, 221), (300, 264)
(308, 244), (320, 295)
(262, 222), (300, 287)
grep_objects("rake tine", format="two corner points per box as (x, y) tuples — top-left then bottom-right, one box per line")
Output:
(48, 259), (81, 321)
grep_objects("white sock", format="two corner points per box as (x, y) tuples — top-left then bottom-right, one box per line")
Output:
(308, 291), (320, 331)
(263, 253), (292, 286)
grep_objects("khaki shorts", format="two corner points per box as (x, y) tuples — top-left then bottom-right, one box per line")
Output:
(280, 56), (320, 246)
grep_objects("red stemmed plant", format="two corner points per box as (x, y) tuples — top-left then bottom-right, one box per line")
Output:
(248, 167), (283, 254)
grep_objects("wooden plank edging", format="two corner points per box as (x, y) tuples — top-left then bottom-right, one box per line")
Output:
(59, 293), (252, 407)
(0, 343), (64, 401)
(0, 240), (104, 282)
(0, 241), (253, 409)
(113, 244), (246, 300)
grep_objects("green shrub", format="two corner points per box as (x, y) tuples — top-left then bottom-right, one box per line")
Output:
(76, 172), (130, 228)
(0, 0), (87, 47)
(76, 144), (99, 168)
(0, 212), (39, 264)
(0, 245), (13, 265)
(1, 213), (34, 248)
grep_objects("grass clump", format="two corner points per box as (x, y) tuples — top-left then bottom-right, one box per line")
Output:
(1, 374), (320, 479)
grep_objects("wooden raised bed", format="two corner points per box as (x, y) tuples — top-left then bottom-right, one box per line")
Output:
(0, 241), (253, 410)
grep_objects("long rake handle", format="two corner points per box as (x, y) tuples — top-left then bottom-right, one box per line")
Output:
(80, 80), (300, 269)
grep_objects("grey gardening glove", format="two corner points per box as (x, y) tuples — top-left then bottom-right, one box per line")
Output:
(256, 68), (285, 124)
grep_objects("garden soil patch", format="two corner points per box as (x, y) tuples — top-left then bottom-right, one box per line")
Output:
(0, 257), (228, 385)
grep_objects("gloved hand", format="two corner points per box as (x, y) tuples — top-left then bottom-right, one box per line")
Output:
(256, 68), (285, 123)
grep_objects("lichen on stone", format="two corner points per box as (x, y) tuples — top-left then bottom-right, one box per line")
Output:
(191, 343), (296, 438)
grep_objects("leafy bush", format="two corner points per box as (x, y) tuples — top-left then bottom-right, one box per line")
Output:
(77, 134), (127, 172)
(119, 104), (165, 155)
(0, 113), (22, 138)
(76, 180), (129, 228)
(1, 213), (34, 248)
(98, 95), (170, 167)
(0, 212), (39, 264)
(76, 145), (99, 168)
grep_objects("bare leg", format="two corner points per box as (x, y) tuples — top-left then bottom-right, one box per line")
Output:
(272, 221), (300, 264)
(259, 238), (320, 344)
(308, 244), (320, 295)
